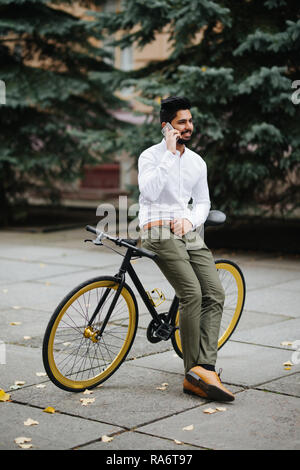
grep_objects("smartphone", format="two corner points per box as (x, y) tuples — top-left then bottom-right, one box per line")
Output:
(161, 122), (175, 138)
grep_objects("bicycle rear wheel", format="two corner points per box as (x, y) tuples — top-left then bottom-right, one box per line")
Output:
(42, 276), (138, 392)
(171, 259), (245, 358)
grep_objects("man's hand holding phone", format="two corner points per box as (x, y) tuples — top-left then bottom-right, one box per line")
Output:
(162, 123), (180, 155)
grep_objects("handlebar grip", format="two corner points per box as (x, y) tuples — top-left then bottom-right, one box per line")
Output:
(85, 225), (97, 234)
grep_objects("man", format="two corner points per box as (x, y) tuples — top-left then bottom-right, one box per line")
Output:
(138, 96), (234, 402)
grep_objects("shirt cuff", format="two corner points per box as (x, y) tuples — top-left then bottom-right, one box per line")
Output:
(182, 211), (195, 230)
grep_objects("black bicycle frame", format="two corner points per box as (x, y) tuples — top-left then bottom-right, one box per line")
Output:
(88, 246), (179, 335)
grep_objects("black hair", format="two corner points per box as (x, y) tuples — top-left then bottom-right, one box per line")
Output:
(160, 96), (191, 123)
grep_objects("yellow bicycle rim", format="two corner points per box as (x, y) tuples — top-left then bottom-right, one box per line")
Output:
(216, 262), (244, 348)
(46, 280), (136, 390)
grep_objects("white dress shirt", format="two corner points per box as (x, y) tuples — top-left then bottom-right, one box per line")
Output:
(138, 139), (211, 229)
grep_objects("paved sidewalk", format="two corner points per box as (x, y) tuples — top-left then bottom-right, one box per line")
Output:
(0, 227), (299, 451)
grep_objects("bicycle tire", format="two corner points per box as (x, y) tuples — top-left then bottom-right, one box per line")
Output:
(171, 259), (246, 358)
(42, 276), (138, 392)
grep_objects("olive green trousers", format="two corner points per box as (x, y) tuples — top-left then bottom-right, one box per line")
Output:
(141, 226), (225, 374)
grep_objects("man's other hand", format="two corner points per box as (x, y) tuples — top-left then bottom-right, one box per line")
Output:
(170, 218), (193, 237)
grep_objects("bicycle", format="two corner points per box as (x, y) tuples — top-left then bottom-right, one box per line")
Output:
(42, 210), (246, 392)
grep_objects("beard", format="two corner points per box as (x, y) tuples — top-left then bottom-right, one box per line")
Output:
(177, 132), (192, 145)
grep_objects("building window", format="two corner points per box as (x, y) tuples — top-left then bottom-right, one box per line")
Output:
(120, 46), (133, 71)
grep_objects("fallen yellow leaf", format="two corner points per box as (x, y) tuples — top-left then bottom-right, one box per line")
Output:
(80, 397), (95, 406)
(280, 341), (293, 346)
(14, 437), (33, 449)
(174, 439), (183, 445)
(0, 389), (11, 402)
(14, 437), (32, 445)
(83, 389), (93, 395)
(36, 372), (47, 377)
(101, 435), (114, 443)
(43, 406), (55, 414)
(203, 408), (217, 414)
(10, 322), (21, 326)
(14, 380), (25, 386)
(283, 361), (293, 367)
(24, 418), (39, 426)
(19, 443), (33, 449)
(182, 424), (194, 431)
(216, 407), (227, 412)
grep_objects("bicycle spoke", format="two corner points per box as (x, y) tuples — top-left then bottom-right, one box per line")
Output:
(44, 280), (137, 390)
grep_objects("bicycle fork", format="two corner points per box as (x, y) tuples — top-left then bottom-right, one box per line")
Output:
(83, 274), (125, 343)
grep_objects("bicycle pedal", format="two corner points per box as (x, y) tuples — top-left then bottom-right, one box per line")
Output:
(155, 322), (176, 341)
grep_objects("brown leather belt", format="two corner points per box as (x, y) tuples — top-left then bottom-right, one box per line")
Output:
(143, 220), (172, 231)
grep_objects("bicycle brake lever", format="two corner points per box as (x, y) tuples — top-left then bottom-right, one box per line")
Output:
(93, 240), (103, 246)
(84, 237), (103, 245)
(93, 235), (103, 245)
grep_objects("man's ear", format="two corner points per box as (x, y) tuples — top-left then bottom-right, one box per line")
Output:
(161, 122), (166, 129)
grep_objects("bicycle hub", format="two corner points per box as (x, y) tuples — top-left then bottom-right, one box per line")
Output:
(83, 326), (99, 343)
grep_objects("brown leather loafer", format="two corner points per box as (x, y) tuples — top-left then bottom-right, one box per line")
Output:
(183, 366), (235, 402)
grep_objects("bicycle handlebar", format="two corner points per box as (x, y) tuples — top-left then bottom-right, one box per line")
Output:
(86, 210), (226, 260)
(86, 225), (98, 235)
(85, 225), (157, 260)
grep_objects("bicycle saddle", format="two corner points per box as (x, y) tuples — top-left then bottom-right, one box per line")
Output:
(204, 210), (226, 227)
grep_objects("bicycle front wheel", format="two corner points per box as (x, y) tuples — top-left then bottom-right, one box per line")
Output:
(171, 259), (245, 358)
(42, 276), (138, 392)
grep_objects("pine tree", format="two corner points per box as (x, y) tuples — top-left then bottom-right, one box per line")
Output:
(0, 0), (127, 225)
(93, 0), (300, 218)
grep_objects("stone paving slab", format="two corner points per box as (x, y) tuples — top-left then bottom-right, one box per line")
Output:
(79, 429), (199, 451)
(8, 358), (213, 429)
(233, 317), (300, 349)
(238, 254), (300, 271)
(0, 281), (76, 313)
(0, 258), (84, 285)
(233, 309), (291, 331)
(1, 344), (48, 390)
(33, 268), (115, 288)
(229, 263), (300, 292)
(40, 248), (123, 269)
(129, 344), (300, 388)
(0, 309), (50, 343)
(137, 389), (300, 450)
(1, 401), (122, 450)
(256, 371), (300, 397)
(274, 278), (300, 293)
(244, 285), (300, 318)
